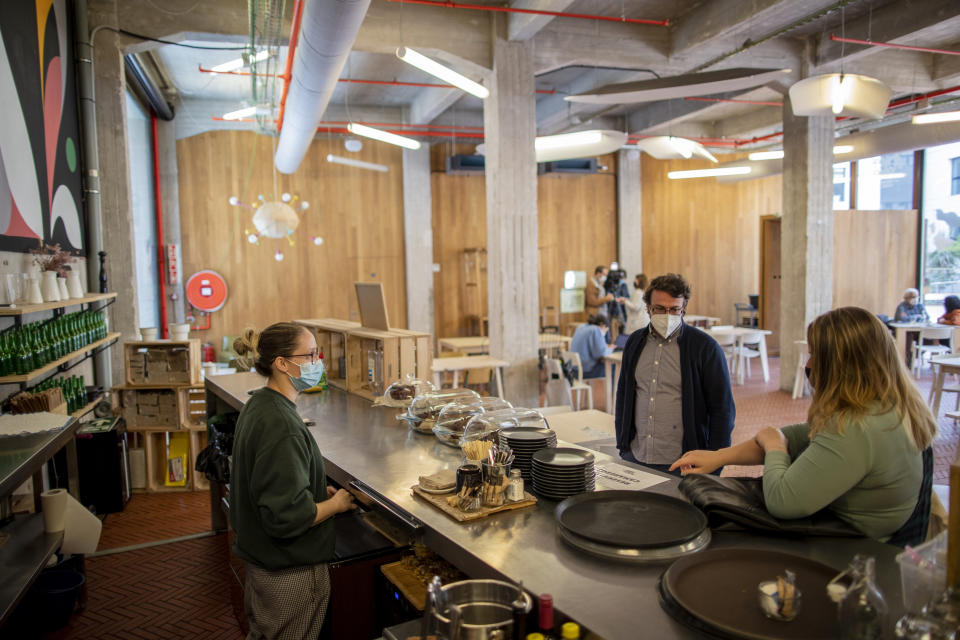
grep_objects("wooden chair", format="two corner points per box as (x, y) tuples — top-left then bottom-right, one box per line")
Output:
(560, 350), (594, 411)
(541, 305), (560, 334)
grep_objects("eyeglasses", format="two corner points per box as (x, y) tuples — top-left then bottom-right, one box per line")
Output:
(285, 351), (319, 364)
(648, 304), (685, 316)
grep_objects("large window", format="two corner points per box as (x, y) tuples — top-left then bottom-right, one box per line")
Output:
(922, 141), (960, 312)
(856, 151), (914, 210)
(833, 162), (851, 209)
(125, 92), (160, 329)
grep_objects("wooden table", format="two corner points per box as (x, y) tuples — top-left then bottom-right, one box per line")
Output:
(684, 314), (721, 328)
(929, 354), (960, 416)
(709, 327), (773, 385)
(602, 351), (623, 414)
(431, 355), (510, 398)
(438, 334), (571, 355)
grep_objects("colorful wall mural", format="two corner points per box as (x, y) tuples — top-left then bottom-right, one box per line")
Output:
(0, 0), (85, 255)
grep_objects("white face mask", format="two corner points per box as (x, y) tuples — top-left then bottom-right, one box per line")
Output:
(650, 313), (683, 338)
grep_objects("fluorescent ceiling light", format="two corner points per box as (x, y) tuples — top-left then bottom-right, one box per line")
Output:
(396, 47), (489, 99)
(326, 154), (389, 173)
(833, 145), (854, 154)
(211, 50), (270, 73)
(347, 123), (421, 150)
(748, 150), (784, 161)
(912, 111), (960, 124)
(222, 106), (259, 120)
(668, 166), (752, 179)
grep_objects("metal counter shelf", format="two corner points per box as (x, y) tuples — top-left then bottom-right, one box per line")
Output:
(205, 372), (906, 640)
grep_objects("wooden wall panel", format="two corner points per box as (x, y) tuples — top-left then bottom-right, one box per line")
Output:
(833, 209), (918, 316)
(641, 156), (782, 324)
(177, 131), (407, 352)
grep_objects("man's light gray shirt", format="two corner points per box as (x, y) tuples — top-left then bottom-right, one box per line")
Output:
(630, 328), (683, 464)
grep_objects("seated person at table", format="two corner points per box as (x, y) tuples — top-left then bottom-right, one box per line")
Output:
(615, 273), (735, 476)
(937, 295), (960, 325)
(671, 306), (936, 543)
(570, 314), (612, 379)
(894, 288), (929, 323)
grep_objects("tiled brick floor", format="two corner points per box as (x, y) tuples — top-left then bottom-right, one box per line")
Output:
(39, 363), (956, 639)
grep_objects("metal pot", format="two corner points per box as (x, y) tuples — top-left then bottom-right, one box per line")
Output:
(427, 579), (532, 640)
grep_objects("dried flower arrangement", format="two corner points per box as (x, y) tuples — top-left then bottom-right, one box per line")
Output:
(30, 243), (77, 277)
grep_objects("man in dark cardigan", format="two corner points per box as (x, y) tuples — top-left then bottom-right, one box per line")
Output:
(614, 273), (735, 475)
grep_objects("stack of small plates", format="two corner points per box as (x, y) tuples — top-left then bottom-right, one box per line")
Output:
(498, 427), (557, 479)
(531, 448), (595, 500)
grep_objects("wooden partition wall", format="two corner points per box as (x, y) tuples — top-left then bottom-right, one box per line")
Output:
(177, 131), (407, 350)
(641, 156), (782, 323)
(430, 144), (618, 339)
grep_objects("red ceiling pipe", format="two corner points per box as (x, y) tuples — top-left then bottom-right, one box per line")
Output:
(383, 0), (669, 26)
(829, 34), (960, 57)
(276, 0), (305, 133)
(198, 67), (556, 94)
(684, 97), (783, 107)
(150, 114), (168, 339)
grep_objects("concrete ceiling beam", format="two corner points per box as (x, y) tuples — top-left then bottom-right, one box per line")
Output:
(508, 0), (577, 42)
(626, 90), (752, 133)
(114, 0), (265, 52)
(713, 106), (783, 138)
(932, 40), (960, 85)
(813, 0), (960, 68)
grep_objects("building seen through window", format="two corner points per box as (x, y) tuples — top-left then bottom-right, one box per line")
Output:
(922, 142), (960, 316)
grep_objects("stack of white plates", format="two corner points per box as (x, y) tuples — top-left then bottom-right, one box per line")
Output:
(498, 427), (557, 480)
(531, 448), (595, 500)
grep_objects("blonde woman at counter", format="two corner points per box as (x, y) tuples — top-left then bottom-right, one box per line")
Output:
(230, 322), (356, 640)
(670, 307), (936, 546)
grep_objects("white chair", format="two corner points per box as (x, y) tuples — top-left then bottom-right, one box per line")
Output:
(709, 326), (737, 373)
(736, 330), (769, 383)
(543, 357), (572, 407)
(792, 340), (809, 400)
(560, 350), (594, 411)
(912, 326), (953, 378)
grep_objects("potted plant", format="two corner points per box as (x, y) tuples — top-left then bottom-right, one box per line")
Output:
(30, 244), (76, 303)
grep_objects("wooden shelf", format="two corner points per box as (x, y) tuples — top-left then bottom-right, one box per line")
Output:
(0, 292), (116, 317)
(0, 332), (121, 385)
(71, 393), (105, 420)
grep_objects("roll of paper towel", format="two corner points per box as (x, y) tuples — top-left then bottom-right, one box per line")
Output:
(41, 489), (102, 554)
(41, 488), (68, 532)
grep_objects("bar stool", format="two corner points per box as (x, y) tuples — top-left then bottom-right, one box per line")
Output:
(792, 340), (809, 400)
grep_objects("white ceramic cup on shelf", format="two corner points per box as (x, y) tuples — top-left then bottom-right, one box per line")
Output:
(169, 323), (190, 341)
(140, 327), (158, 341)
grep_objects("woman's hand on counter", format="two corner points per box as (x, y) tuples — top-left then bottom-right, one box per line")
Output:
(669, 436), (768, 474)
(669, 450), (723, 475)
(313, 488), (357, 525)
(754, 427), (788, 454)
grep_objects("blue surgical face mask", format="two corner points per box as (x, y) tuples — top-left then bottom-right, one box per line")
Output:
(284, 358), (324, 392)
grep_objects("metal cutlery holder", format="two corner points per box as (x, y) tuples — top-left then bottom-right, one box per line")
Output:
(423, 578), (532, 640)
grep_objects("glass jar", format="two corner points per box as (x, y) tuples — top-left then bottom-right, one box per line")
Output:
(839, 556), (888, 640)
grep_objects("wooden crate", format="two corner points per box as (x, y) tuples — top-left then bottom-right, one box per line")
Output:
(389, 328), (434, 381)
(142, 429), (208, 492)
(295, 319), (360, 390)
(124, 340), (202, 386)
(178, 385), (206, 431)
(345, 328), (400, 400)
(113, 386), (180, 430)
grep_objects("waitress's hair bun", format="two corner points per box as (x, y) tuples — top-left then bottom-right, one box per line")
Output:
(251, 322), (308, 377)
(234, 328), (259, 356)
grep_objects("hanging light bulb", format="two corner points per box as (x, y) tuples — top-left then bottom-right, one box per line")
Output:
(281, 193), (291, 202)
(312, 236), (324, 246)
(831, 74), (852, 115)
(247, 233), (258, 244)
(229, 196), (239, 205)
(275, 250), (284, 261)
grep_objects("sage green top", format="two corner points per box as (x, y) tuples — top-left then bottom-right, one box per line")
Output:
(230, 387), (335, 570)
(763, 409), (921, 540)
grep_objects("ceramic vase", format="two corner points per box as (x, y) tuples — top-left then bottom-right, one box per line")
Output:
(66, 271), (85, 299)
(26, 277), (43, 304)
(40, 271), (60, 302)
(57, 277), (69, 301)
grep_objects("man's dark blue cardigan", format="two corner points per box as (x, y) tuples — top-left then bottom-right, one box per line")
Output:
(614, 323), (736, 456)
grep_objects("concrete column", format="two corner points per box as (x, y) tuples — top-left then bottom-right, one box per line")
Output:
(779, 97), (834, 392)
(402, 145), (434, 336)
(157, 116), (185, 323)
(617, 148), (643, 277)
(90, 0), (140, 384)
(483, 37), (539, 407)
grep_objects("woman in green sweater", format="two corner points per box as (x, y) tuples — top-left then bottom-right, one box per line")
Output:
(670, 307), (937, 542)
(230, 322), (355, 639)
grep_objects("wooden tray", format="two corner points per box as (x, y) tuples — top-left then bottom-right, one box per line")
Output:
(380, 561), (427, 611)
(411, 485), (537, 522)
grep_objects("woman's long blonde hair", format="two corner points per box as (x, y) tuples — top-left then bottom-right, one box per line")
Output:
(806, 306), (936, 450)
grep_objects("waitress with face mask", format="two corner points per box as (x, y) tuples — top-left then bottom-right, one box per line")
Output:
(230, 322), (355, 640)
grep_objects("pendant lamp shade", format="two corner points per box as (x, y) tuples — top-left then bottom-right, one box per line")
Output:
(252, 201), (300, 239)
(635, 136), (718, 163)
(788, 73), (891, 120)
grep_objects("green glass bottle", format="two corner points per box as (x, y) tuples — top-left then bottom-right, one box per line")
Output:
(0, 332), (11, 376)
(17, 330), (31, 375)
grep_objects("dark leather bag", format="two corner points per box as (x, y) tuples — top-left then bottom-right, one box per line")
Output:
(678, 474), (864, 538)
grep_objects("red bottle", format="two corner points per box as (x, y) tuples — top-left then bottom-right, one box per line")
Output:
(538, 594), (555, 639)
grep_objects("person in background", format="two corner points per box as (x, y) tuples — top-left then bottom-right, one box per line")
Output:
(622, 273), (650, 335)
(937, 295), (960, 326)
(894, 287), (929, 323)
(231, 322), (356, 640)
(585, 265), (614, 319)
(614, 273), (735, 475)
(671, 307), (936, 545)
(570, 314), (613, 379)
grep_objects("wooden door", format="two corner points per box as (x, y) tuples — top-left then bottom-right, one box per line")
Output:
(760, 216), (781, 354)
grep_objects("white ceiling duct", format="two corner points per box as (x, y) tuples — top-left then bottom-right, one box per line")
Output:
(274, 0), (372, 174)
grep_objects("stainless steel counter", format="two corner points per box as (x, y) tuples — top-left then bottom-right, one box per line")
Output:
(207, 373), (906, 640)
